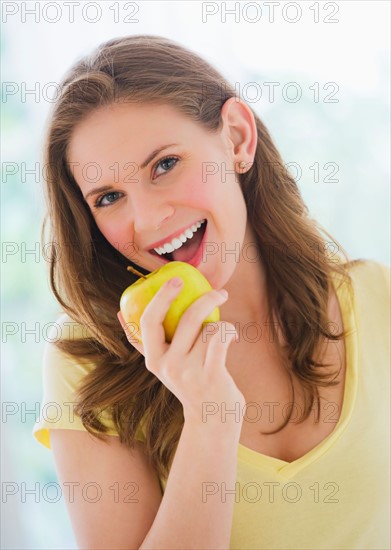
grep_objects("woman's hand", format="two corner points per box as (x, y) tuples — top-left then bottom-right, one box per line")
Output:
(117, 277), (245, 431)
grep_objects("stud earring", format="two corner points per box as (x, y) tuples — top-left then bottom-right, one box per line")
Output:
(239, 161), (246, 169)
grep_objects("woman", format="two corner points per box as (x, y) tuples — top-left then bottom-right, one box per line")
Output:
(33, 35), (390, 549)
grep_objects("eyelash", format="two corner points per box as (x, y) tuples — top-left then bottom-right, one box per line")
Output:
(94, 155), (180, 208)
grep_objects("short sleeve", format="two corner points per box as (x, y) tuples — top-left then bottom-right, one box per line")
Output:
(32, 313), (146, 449)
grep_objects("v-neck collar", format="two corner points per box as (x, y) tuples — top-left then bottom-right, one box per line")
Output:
(237, 268), (359, 479)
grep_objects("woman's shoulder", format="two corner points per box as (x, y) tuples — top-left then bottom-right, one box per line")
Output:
(39, 312), (98, 398)
(335, 259), (390, 340)
(343, 258), (390, 295)
(33, 312), (122, 448)
(47, 311), (95, 342)
(347, 257), (390, 276)
(331, 257), (389, 288)
(329, 259), (390, 334)
(41, 312), (96, 376)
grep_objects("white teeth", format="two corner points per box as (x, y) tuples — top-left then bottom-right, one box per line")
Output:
(161, 242), (175, 254)
(171, 238), (183, 250)
(153, 219), (206, 256)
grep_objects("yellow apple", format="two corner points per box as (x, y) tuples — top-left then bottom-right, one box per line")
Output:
(120, 261), (220, 344)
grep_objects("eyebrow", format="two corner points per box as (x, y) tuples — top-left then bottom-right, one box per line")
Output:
(84, 143), (179, 201)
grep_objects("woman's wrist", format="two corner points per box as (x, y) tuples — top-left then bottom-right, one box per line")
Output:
(182, 413), (243, 445)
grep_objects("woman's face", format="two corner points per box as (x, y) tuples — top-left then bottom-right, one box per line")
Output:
(68, 100), (252, 289)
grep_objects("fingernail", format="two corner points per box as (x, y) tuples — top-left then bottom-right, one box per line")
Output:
(170, 277), (183, 288)
(218, 289), (228, 299)
(117, 311), (124, 325)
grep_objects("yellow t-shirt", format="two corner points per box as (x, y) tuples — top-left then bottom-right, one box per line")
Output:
(32, 317), (146, 446)
(33, 259), (391, 549)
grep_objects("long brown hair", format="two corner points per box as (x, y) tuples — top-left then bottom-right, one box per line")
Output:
(41, 34), (359, 481)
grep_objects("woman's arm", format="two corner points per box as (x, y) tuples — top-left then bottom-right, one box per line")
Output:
(140, 421), (240, 549)
(51, 422), (240, 549)
(50, 280), (243, 548)
(50, 430), (162, 549)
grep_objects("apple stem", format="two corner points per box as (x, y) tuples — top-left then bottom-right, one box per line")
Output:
(127, 265), (147, 279)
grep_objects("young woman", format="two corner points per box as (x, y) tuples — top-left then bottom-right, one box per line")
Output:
(33, 35), (390, 549)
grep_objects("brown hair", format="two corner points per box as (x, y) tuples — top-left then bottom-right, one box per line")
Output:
(42, 34), (360, 481)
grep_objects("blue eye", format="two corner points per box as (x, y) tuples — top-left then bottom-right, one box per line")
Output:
(153, 156), (179, 178)
(94, 156), (179, 208)
(94, 191), (122, 208)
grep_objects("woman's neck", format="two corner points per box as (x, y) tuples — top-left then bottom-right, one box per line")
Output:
(219, 222), (269, 327)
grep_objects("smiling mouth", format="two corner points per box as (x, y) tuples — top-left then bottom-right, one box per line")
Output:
(149, 219), (207, 263)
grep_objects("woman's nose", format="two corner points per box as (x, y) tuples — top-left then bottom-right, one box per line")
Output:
(131, 191), (174, 233)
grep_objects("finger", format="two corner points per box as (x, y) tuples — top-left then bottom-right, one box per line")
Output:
(117, 311), (145, 356)
(168, 289), (229, 356)
(140, 277), (184, 364)
(184, 325), (210, 367)
(203, 322), (237, 372)
(191, 320), (237, 364)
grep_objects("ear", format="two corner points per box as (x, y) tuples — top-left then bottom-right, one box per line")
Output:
(220, 97), (258, 172)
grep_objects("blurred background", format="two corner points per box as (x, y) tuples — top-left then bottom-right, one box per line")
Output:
(1, 0), (389, 547)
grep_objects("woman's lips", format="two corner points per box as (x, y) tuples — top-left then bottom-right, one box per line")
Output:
(186, 220), (209, 268)
(150, 220), (208, 265)
(146, 218), (206, 252)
